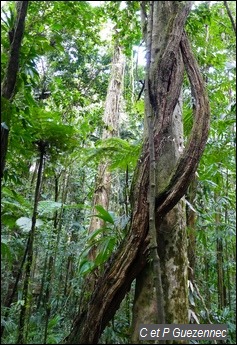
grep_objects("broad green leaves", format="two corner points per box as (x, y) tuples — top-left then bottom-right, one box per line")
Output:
(1, 240), (13, 263)
(78, 205), (118, 275)
(85, 137), (141, 171)
(94, 204), (115, 224)
(38, 201), (63, 216)
(16, 217), (44, 232)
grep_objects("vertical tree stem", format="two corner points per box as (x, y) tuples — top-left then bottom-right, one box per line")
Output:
(17, 144), (45, 344)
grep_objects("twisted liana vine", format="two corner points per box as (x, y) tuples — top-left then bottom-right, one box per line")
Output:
(155, 31), (210, 217)
(64, 2), (210, 343)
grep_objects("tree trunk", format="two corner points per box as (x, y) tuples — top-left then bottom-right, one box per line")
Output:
(1, 1), (28, 178)
(130, 2), (193, 341)
(187, 178), (198, 280)
(215, 191), (227, 310)
(131, 98), (188, 343)
(17, 141), (46, 344)
(88, 44), (125, 260)
(64, 1), (210, 343)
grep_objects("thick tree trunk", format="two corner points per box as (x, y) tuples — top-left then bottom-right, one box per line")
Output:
(131, 97), (188, 342)
(88, 45), (125, 259)
(131, 2), (190, 340)
(64, 2), (210, 344)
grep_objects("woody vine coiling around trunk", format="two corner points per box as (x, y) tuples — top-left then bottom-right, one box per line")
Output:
(64, 2), (210, 343)
(155, 31), (210, 217)
(143, 0), (165, 326)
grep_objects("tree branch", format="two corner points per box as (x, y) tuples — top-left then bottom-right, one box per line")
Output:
(223, 1), (236, 35)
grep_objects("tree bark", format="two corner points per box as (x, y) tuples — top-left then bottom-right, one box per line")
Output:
(223, 1), (236, 35)
(187, 178), (198, 280)
(88, 44), (125, 260)
(1, 1), (28, 178)
(131, 98), (188, 343)
(17, 140), (46, 344)
(64, 1), (210, 344)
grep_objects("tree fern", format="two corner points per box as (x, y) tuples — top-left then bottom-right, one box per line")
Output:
(84, 137), (141, 170)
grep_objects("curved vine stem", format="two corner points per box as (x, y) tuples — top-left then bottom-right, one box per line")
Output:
(156, 31), (210, 217)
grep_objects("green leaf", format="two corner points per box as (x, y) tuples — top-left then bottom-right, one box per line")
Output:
(38, 201), (63, 215)
(1, 241), (13, 262)
(87, 226), (111, 243)
(85, 137), (141, 171)
(78, 259), (95, 276)
(48, 315), (62, 329)
(51, 23), (63, 31)
(16, 217), (44, 232)
(94, 236), (116, 266)
(94, 205), (114, 224)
